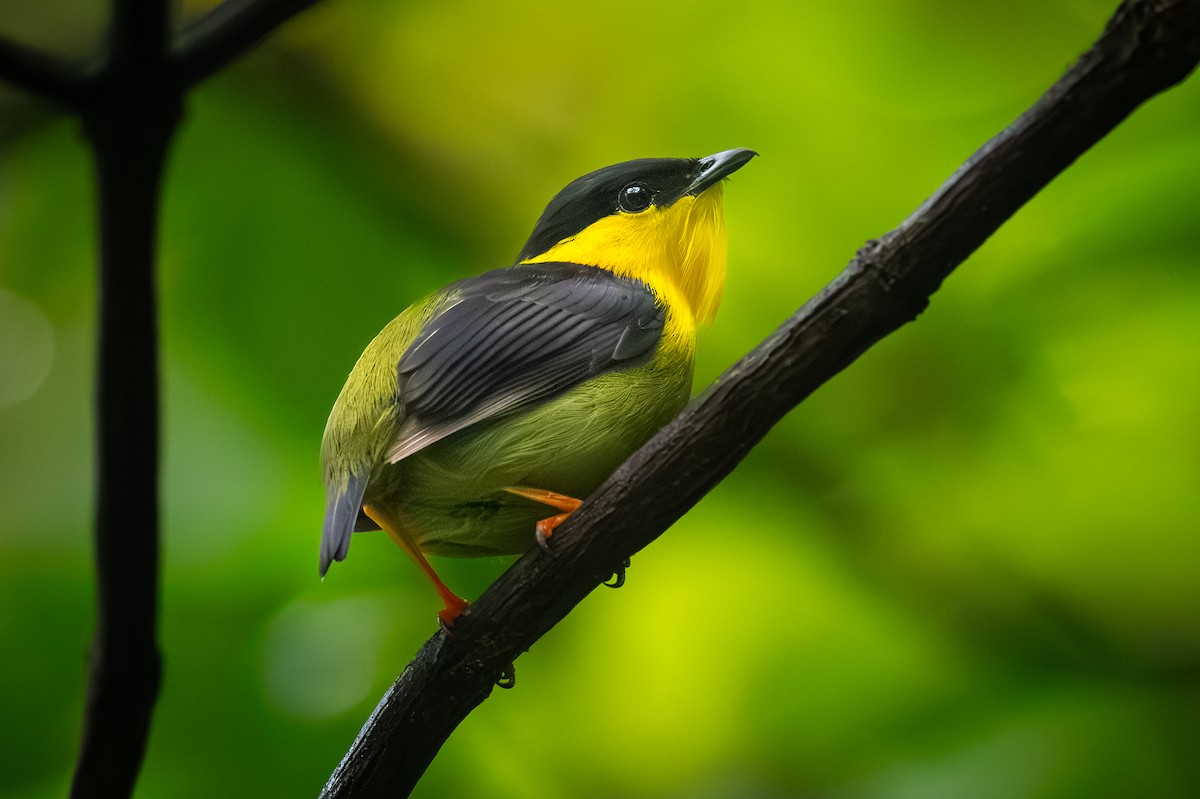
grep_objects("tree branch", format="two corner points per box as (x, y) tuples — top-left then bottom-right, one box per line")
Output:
(0, 34), (89, 108)
(319, 1), (1200, 796)
(174, 0), (326, 89)
(51, 1), (326, 797)
(109, 0), (172, 69)
(3, 1), (324, 798)
(68, 3), (179, 794)
(70, 114), (174, 799)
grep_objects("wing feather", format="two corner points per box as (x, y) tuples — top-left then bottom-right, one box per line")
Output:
(387, 262), (664, 464)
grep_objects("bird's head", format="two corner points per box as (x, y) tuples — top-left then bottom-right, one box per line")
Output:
(517, 148), (756, 325)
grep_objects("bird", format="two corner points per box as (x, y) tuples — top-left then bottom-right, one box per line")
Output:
(320, 148), (756, 625)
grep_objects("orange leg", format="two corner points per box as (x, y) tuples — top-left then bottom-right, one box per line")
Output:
(502, 487), (583, 551)
(362, 503), (469, 626)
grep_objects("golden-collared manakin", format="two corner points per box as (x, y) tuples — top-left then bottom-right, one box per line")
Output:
(320, 148), (756, 624)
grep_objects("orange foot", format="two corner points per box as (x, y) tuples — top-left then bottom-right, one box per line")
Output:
(503, 486), (583, 552)
(438, 594), (470, 629)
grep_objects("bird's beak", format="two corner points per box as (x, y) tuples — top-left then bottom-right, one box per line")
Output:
(685, 148), (758, 196)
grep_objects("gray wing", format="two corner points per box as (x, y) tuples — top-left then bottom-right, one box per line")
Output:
(387, 262), (664, 462)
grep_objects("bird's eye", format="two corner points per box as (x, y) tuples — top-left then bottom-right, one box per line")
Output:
(617, 183), (652, 213)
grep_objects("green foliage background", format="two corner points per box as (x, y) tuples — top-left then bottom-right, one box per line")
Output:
(2, 1), (1199, 796)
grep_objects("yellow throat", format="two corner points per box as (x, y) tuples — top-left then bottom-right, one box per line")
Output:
(521, 184), (729, 330)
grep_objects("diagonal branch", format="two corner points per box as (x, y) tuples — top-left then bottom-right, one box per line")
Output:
(319, 1), (1200, 796)
(174, 0), (326, 89)
(0, 34), (90, 108)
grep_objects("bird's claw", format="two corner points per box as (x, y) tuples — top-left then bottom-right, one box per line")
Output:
(604, 558), (631, 589)
(436, 597), (469, 634)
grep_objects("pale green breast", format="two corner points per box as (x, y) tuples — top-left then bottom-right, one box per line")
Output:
(368, 341), (694, 557)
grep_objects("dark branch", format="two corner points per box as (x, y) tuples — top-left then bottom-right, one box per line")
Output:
(70, 111), (178, 799)
(174, 0), (325, 89)
(64, 1), (323, 797)
(109, 0), (172, 68)
(319, 1), (1200, 796)
(68, 2), (179, 795)
(0, 34), (90, 108)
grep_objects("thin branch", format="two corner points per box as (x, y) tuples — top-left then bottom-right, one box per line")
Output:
(0, 34), (89, 108)
(68, 2), (179, 794)
(319, 1), (1200, 796)
(1, 1), (323, 798)
(66, 0), (323, 797)
(70, 113), (174, 799)
(109, 0), (172, 69)
(174, 0), (325, 89)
